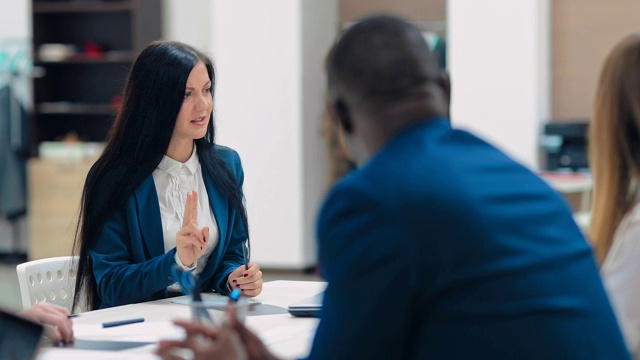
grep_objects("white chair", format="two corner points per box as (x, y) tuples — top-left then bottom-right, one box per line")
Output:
(16, 256), (79, 313)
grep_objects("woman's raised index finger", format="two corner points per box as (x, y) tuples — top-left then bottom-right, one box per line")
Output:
(182, 191), (193, 227)
(191, 189), (198, 224)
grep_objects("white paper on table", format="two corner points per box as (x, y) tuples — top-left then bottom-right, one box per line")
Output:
(259, 323), (318, 359)
(74, 321), (185, 342)
(36, 348), (159, 360)
(259, 323), (317, 345)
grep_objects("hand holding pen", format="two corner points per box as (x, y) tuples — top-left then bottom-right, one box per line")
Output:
(157, 290), (279, 360)
(20, 303), (74, 344)
(227, 262), (263, 297)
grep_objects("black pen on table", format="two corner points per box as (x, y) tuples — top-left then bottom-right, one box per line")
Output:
(102, 317), (145, 328)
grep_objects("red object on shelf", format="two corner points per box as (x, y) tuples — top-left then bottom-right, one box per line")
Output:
(110, 95), (123, 111)
(84, 41), (105, 59)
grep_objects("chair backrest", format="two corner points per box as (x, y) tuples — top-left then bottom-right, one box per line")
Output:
(16, 256), (79, 313)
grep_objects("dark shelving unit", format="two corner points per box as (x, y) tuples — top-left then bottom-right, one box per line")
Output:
(30, 0), (162, 156)
(33, 1), (133, 13)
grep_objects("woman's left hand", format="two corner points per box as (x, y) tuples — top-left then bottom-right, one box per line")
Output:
(227, 263), (263, 297)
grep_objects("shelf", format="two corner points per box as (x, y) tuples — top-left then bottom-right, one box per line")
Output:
(35, 52), (133, 64)
(30, 0), (161, 156)
(33, 1), (132, 13)
(36, 102), (117, 115)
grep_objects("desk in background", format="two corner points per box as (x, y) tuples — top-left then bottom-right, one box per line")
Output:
(539, 171), (592, 232)
(28, 158), (94, 260)
(36, 280), (327, 360)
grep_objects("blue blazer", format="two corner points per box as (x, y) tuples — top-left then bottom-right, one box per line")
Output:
(89, 146), (247, 309)
(309, 118), (629, 359)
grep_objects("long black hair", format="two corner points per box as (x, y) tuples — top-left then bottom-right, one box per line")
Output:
(72, 41), (249, 311)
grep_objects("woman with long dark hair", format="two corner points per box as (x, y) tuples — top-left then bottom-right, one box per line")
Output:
(72, 41), (262, 311)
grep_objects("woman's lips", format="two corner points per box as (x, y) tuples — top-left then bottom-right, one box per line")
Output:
(191, 116), (207, 125)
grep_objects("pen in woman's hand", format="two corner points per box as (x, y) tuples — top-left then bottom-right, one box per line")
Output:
(242, 244), (249, 271)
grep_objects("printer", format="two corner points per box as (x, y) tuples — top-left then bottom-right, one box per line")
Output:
(540, 122), (589, 172)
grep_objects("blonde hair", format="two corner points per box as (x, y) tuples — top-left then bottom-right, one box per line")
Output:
(589, 34), (640, 264)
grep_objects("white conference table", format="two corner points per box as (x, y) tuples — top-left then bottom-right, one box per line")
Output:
(36, 280), (327, 360)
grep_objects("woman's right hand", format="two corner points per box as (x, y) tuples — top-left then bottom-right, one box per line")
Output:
(176, 190), (209, 268)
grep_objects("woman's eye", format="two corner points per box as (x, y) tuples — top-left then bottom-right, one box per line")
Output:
(204, 88), (212, 94)
(184, 92), (191, 99)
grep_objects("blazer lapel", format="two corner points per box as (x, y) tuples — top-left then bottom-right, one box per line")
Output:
(134, 176), (164, 258)
(202, 170), (229, 272)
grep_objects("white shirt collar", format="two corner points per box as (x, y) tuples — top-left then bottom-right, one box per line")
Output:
(157, 145), (199, 177)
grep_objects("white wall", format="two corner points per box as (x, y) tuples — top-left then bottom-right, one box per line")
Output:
(447, 0), (550, 169)
(210, 0), (336, 268)
(161, 0), (212, 52)
(0, 0), (30, 39)
(301, 1), (336, 264)
(162, 1), (337, 268)
(0, 0), (31, 104)
(212, 0), (304, 268)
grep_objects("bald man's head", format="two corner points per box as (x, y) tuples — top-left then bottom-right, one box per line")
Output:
(327, 16), (441, 112)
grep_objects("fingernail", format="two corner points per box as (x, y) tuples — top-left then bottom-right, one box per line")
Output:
(200, 246), (203, 250)
(243, 273), (248, 277)
(232, 280), (237, 283)
(235, 284), (240, 288)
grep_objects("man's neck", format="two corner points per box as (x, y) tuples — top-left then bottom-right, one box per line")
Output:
(361, 104), (445, 162)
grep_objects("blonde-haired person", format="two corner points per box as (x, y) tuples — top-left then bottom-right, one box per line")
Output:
(590, 33), (640, 356)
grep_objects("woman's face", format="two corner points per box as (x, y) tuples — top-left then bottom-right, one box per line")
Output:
(171, 60), (213, 146)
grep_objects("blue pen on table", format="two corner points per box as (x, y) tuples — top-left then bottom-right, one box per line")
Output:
(227, 289), (242, 322)
(229, 288), (242, 302)
(102, 317), (145, 328)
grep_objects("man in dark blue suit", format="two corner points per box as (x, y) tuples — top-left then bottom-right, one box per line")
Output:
(157, 15), (630, 360)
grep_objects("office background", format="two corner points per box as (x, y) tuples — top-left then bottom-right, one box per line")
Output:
(0, 0), (639, 308)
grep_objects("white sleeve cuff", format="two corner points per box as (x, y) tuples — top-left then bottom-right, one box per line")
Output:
(174, 252), (197, 271)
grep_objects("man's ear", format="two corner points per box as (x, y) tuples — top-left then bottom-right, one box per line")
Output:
(438, 71), (451, 105)
(329, 99), (353, 134)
